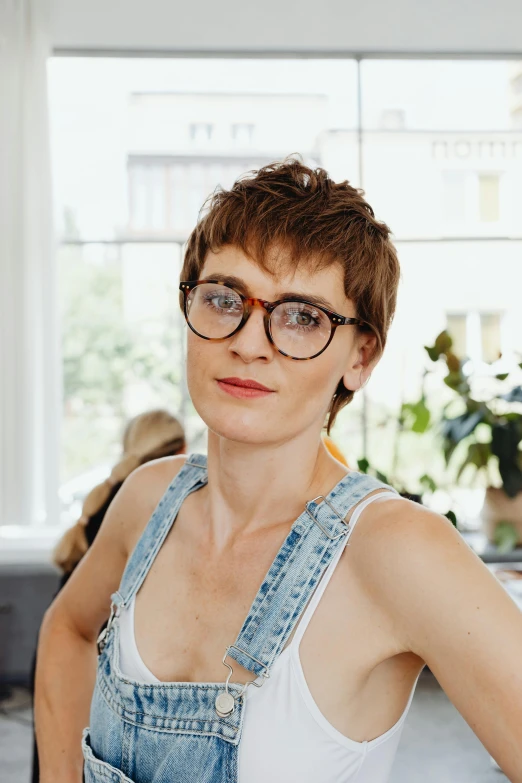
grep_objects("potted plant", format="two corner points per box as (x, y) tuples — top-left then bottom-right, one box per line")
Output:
(356, 410), (457, 526)
(423, 330), (522, 550)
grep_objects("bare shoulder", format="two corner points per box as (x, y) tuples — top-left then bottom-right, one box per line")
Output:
(348, 495), (470, 597)
(120, 454), (188, 555)
(348, 494), (517, 656)
(350, 494), (462, 559)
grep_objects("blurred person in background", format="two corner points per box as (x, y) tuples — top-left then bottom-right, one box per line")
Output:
(31, 409), (185, 782)
(52, 409), (186, 583)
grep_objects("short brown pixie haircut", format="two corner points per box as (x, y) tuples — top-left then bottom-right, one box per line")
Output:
(180, 158), (400, 433)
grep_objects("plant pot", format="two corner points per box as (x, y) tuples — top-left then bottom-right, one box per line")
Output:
(480, 487), (522, 545)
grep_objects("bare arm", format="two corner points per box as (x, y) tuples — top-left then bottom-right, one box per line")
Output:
(34, 455), (185, 783)
(352, 499), (522, 783)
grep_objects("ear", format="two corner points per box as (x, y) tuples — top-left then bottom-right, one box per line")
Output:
(342, 332), (378, 392)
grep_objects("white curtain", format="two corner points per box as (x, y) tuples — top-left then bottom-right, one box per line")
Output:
(0, 0), (61, 526)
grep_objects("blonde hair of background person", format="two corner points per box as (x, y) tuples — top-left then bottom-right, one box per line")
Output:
(35, 161), (522, 783)
(54, 409), (186, 574)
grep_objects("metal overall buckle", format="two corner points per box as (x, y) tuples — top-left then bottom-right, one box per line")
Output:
(305, 495), (350, 540)
(215, 646), (270, 718)
(96, 601), (120, 655)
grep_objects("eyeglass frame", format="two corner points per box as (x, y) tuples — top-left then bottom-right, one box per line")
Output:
(179, 279), (368, 361)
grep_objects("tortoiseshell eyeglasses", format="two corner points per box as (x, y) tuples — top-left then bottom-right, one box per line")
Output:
(179, 280), (367, 361)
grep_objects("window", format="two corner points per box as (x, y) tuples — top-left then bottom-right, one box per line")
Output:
(189, 123), (214, 143)
(442, 172), (467, 223)
(44, 57), (522, 525)
(478, 173), (500, 222)
(445, 310), (503, 364)
(48, 57), (358, 520)
(480, 312), (503, 363)
(441, 171), (503, 227)
(231, 123), (255, 145)
(446, 313), (468, 358)
(380, 109), (405, 130)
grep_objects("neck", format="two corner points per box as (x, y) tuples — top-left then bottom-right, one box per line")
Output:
(202, 428), (348, 549)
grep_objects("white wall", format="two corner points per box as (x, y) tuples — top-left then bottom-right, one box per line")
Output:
(50, 0), (522, 55)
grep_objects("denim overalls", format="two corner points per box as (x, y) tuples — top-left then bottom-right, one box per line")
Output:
(82, 454), (397, 783)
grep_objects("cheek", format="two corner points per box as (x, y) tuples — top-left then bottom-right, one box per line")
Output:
(186, 334), (212, 390)
(285, 353), (343, 413)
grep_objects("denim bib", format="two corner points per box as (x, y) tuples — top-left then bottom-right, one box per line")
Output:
(82, 453), (396, 783)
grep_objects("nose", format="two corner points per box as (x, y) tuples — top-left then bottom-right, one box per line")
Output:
(227, 304), (273, 363)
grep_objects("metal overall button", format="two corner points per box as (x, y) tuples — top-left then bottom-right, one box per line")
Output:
(215, 646), (270, 718)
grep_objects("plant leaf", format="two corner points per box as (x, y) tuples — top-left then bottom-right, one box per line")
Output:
(443, 439), (459, 466)
(420, 474), (437, 493)
(446, 352), (461, 373)
(444, 510), (458, 528)
(435, 330), (453, 355)
(441, 410), (484, 444)
(491, 421), (522, 497)
(425, 345), (440, 363)
(357, 458), (370, 474)
(502, 386), (522, 403)
(402, 399), (431, 433)
(456, 442), (490, 481)
(493, 521), (519, 553)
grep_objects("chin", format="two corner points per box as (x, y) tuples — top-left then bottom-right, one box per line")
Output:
(197, 400), (283, 445)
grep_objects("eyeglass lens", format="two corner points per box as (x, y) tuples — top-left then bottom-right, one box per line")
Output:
(185, 282), (332, 359)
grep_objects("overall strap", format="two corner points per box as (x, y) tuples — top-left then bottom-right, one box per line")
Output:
(110, 454), (208, 612)
(227, 471), (398, 678)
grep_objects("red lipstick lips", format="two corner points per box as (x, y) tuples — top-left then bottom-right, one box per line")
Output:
(216, 377), (274, 399)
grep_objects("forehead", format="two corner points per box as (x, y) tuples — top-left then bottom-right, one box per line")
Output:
(200, 245), (347, 303)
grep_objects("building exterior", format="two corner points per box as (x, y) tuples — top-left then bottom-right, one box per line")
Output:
(125, 90), (327, 239)
(48, 58), (522, 505)
(121, 89), (522, 412)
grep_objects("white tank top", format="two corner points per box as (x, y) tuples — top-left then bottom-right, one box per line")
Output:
(119, 491), (420, 782)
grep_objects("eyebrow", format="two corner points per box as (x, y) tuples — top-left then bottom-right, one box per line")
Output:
(199, 273), (338, 312)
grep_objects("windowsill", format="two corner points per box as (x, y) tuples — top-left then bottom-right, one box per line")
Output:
(0, 526), (64, 569)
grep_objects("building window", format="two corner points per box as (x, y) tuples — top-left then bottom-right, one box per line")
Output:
(442, 172), (467, 223)
(480, 312), (503, 363)
(478, 173), (500, 222)
(380, 109), (406, 130)
(446, 311), (503, 364)
(189, 123), (214, 143)
(446, 313), (468, 358)
(231, 123), (255, 145)
(442, 172), (501, 225)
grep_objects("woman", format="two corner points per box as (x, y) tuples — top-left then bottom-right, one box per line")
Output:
(32, 409), (186, 781)
(35, 160), (522, 783)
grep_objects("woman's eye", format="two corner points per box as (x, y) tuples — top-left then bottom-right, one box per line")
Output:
(205, 292), (242, 311)
(284, 306), (320, 328)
